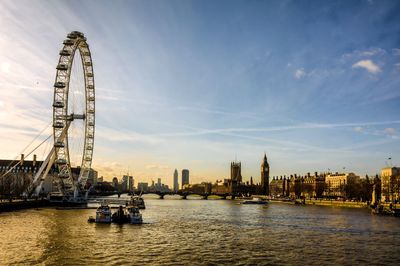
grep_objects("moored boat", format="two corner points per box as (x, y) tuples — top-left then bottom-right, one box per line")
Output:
(95, 202), (112, 223)
(112, 205), (130, 224)
(372, 204), (400, 217)
(129, 195), (146, 209)
(241, 197), (268, 205)
(127, 205), (143, 224)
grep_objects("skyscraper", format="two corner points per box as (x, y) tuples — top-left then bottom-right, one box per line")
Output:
(182, 169), (189, 189)
(128, 176), (134, 191)
(157, 178), (162, 190)
(173, 169), (179, 192)
(112, 177), (119, 190)
(122, 174), (134, 192)
(261, 153), (270, 195)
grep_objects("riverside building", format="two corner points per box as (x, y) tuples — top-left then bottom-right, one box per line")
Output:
(381, 167), (400, 202)
(0, 154), (97, 197)
(325, 172), (360, 197)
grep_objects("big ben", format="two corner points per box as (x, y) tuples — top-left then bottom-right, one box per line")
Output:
(261, 153), (270, 195)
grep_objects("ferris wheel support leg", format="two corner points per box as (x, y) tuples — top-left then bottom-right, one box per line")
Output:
(34, 180), (44, 196)
(28, 147), (56, 197)
(29, 123), (71, 197)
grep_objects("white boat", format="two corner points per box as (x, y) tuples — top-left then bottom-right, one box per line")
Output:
(95, 202), (112, 223)
(241, 197), (268, 205)
(127, 205), (143, 224)
(130, 196), (146, 209)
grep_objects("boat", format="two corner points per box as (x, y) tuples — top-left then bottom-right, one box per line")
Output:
(294, 199), (306, 205)
(126, 205), (143, 224)
(241, 197), (268, 205)
(112, 205), (130, 223)
(94, 202), (112, 223)
(372, 204), (400, 217)
(129, 195), (146, 209)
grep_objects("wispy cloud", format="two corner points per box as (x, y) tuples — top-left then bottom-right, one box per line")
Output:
(352, 59), (381, 74)
(392, 48), (400, 56)
(96, 126), (163, 145)
(145, 164), (170, 170)
(294, 68), (306, 79)
(383, 127), (396, 135)
(342, 47), (386, 60)
(157, 120), (400, 137)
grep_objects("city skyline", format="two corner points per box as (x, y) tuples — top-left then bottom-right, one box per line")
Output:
(1, 0), (400, 185)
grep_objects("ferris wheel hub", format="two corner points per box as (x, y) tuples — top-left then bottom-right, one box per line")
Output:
(67, 114), (86, 121)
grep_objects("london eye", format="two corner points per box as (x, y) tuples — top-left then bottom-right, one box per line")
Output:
(16, 31), (98, 200)
(51, 31), (95, 198)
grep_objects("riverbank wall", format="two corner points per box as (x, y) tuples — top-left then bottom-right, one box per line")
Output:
(0, 199), (49, 212)
(269, 198), (369, 208)
(305, 199), (368, 208)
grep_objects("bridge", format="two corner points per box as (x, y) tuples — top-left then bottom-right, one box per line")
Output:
(130, 190), (257, 200)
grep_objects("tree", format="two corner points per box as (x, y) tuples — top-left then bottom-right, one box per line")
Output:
(374, 174), (381, 202)
(345, 178), (362, 200)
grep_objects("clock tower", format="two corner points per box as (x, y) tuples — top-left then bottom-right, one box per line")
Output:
(261, 153), (270, 195)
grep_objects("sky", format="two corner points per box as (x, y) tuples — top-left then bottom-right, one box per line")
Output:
(0, 0), (400, 186)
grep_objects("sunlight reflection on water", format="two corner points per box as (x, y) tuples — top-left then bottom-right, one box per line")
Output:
(1, 200), (400, 265)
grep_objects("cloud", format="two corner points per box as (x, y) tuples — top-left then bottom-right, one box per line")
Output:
(145, 164), (170, 170)
(392, 48), (400, 56)
(359, 48), (386, 57)
(384, 128), (396, 135)
(354, 126), (363, 132)
(96, 126), (163, 145)
(294, 68), (306, 79)
(342, 48), (386, 60)
(159, 120), (400, 137)
(352, 60), (381, 74)
(91, 160), (124, 178)
(1, 62), (10, 73)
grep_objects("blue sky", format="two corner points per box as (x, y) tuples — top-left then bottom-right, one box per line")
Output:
(0, 0), (399, 186)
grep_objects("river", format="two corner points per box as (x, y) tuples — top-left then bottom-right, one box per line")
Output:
(1, 197), (400, 265)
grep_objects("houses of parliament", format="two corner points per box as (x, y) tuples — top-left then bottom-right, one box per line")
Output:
(204, 153), (270, 196)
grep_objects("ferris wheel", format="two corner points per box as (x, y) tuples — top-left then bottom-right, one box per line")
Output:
(28, 31), (95, 199)
(52, 31), (95, 196)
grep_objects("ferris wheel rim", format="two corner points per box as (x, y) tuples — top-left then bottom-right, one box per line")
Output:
(52, 31), (95, 194)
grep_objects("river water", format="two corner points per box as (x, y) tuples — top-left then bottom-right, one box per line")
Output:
(1, 197), (400, 265)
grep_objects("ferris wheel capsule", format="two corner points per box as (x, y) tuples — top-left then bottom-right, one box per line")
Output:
(56, 64), (68, 71)
(67, 33), (78, 39)
(53, 101), (64, 108)
(54, 82), (66, 88)
(63, 39), (74, 46)
(54, 141), (65, 148)
(60, 49), (72, 56)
